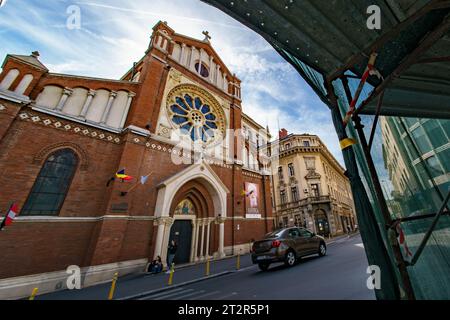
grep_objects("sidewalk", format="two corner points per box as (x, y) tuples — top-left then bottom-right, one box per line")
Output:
(37, 254), (253, 300)
(36, 233), (359, 300)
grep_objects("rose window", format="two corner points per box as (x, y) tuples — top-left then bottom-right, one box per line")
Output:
(167, 86), (225, 144)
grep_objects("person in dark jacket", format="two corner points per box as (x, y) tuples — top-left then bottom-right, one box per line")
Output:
(147, 256), (163, 274)
(166, 240), (178, 273)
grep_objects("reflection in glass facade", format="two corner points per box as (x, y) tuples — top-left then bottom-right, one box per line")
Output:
(379, 117), (449, 217)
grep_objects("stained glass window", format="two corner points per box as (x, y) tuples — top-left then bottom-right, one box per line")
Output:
(169, 93), (220, 143)
(21, 149), (78, 216)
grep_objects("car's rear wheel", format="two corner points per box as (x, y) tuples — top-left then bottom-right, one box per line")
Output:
(318, 242), (327, 257)
(258, 263), (270, 271)
(284, 250), (296, 267)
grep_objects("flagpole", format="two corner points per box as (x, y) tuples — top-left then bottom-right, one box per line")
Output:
(122, 171), (153, 195)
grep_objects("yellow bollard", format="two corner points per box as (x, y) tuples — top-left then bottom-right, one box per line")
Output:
(168, 263), (175, 285)
(29, 287), (38, 300)
(236, 253), (241, 270)
(205, 257), (210, 276)
(108, 272), (118, 300)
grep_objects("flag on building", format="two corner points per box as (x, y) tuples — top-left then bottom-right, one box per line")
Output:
(140, 174), (150, 185)
(396, 223), (413, 262)
(241, 189), (254, 197)
(0, 203), (19, 230)
(116, 169), (133, 181)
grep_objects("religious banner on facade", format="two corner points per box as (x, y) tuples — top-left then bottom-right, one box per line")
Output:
(245, 182), (261, 218)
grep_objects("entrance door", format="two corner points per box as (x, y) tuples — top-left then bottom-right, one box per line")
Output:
(168, 220), (192, 264)
(314, 210), (330, 237)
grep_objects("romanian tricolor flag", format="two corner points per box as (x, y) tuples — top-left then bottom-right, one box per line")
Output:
(115, 169), (133, 181)
(0, 203), (19, 230)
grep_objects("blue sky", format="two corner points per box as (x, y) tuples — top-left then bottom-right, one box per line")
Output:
(0, 0), (343, 164)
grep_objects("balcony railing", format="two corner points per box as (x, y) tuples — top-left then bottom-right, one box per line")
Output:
(276, 195), (331, 211)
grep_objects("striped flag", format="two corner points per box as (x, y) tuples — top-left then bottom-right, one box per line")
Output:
(1, 203), (19, 230)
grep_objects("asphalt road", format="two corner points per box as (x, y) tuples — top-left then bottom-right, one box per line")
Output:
(138, 234), (375, 300)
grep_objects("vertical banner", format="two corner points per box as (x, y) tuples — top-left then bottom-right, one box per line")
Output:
(245, 182), (261, 218)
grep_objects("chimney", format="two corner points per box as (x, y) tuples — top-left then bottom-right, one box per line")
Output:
(278, 128), (288, 139)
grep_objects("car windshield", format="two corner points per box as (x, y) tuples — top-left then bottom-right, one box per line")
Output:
(263, 229), (284, 239)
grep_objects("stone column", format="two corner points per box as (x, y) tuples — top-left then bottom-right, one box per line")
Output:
(198, 49), (204, 75)
(119, 92), (135, 128)
(190, 219), (197, 262)
(79, 89), (96, 118)
(208, 56), (214, 82)
(223, 74), (228, 92)
(217, 217), (226, 258)
(200, 219), (206, 260)
(205, 220), (211, 258)
(215, 65), (221, 86)
(100, 90), (117, 124)
(193, 220), (200, 261)
(153, 219), (166, 259)
(189, 46), (196, 71)
(180, 43), (187, 66)
(55, 87), (73, 111)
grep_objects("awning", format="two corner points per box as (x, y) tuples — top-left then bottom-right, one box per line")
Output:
(201, 0), (450, 119)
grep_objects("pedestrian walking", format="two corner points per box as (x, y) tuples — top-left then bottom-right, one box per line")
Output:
(166, 239), (178, 273)
(347, 225), (351, 237)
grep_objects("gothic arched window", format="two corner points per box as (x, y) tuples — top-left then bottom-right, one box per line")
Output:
(22, 149), (78, 216)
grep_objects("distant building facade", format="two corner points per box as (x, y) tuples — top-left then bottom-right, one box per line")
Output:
(270, 130), (356, 236)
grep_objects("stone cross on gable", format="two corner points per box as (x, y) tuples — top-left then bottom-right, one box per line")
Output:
(202, 30), (211, 42)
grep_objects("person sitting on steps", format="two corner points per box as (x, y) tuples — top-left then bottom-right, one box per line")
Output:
(147, 256), (163, 274)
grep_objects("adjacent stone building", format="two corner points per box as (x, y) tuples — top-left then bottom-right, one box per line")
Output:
(0, 21), (273, 298)
(270, 129), (356, 236)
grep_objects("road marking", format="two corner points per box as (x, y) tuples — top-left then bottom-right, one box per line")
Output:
(355, 243), (364, 248)
(152, 289), (195, 300)
(216, 292), (238, 300)
(137, 287), (186, 300)
(170, 290), (206, 300)
(188, 290), (221, 300)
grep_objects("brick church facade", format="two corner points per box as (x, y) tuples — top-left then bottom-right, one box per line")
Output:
(0, 22), (273, 298)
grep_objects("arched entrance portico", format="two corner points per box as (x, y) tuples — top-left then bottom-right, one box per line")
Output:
(153, 161), (229, 267)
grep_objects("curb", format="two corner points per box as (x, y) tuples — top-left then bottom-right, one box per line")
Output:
(117, 270), (234, 300)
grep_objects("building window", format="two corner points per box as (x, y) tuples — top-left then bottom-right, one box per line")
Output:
(167, 89), (224, 143)
(311, 184), (320, 197)
(291, 186), (299, 202)
(195, 62), (209, 78)
(303, 140), (310, 147)
(288, 163), (295, 177)
(284, 143), (291, 150)
(304, 157), (316, 170)
(280, 190), (287, 204)
(22, 149), (78, 216)
(278, 166), (284, 180)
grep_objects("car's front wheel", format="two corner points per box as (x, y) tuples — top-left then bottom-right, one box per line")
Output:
(284, 250), (296, 267)
(258, 263), (270, 271)
(318, 242), (327, 257)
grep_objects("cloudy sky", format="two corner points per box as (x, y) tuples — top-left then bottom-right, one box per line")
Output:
(0, 0), (344, 164)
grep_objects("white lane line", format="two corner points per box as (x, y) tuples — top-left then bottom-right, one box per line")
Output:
(355, 243), (364, 248)
(153, 289), (195, 300)
(187, 290), (221, 300)
(216, 292), (238, 300)
(137, 287), (186, 300)
(170, 290), (206, 300)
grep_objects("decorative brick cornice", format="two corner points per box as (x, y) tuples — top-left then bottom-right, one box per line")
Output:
(17, 110), (122, 145)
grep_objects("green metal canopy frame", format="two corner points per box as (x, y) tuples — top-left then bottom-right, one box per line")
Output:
(202, 0), (450, 300)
